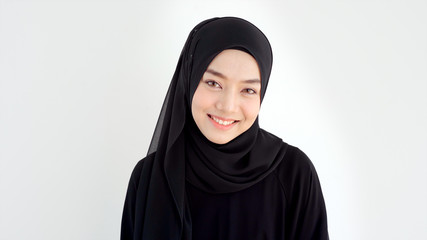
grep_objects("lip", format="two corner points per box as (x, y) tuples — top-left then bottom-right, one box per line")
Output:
(207, 114), (239, 130)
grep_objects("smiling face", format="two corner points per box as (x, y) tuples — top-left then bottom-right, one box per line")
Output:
(191, 49), (261, 144)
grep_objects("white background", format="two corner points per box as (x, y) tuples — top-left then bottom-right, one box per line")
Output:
(1, 0), (426, 239)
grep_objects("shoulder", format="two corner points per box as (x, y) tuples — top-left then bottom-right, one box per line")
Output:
(278, 144), (316, 174)
(128, 152), (156, 189)
(273, 143), (321, 200)
(273, 144), (329, 238)
(257, 128), (314, 173)
(259, 129), (315, 169)
(131, 152), (155, 175)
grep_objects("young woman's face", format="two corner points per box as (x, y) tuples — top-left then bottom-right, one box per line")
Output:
(191, 49), (261, 144)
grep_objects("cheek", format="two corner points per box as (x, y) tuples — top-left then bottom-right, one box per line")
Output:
(192, 87), (215, 116)
(242, 99), (261, 121)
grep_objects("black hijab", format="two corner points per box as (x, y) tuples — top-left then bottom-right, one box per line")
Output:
(132, 17), (288, 239)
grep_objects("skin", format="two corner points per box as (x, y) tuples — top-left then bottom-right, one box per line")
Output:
(191, 49), (262, 144)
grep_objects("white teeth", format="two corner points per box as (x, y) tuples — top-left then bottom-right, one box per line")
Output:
(211, 116), (235, 126)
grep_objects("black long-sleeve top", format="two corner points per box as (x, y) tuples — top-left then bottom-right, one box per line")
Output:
(121, 145), (328, 239)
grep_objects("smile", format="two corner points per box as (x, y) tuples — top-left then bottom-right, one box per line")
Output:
(208, 114), (238, 126)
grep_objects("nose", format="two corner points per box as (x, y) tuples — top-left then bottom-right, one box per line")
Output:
(216, 89), (238, 113)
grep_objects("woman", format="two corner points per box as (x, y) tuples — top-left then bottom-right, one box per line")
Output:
(121, 17), (328, 240)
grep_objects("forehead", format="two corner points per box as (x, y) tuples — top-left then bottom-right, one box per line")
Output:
(205, 49), (261, 81)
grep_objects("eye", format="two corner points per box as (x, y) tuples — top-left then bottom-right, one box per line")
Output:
(243, 88), (257, 95)
(205, 80), (221, 88)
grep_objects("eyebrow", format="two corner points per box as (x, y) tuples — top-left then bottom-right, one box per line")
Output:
(205, 68), (261, 84)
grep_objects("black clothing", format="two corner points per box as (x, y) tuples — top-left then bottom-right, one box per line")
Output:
(122, 143), (328, 239)
(120, 17), (329, 239)
(185, 117), (287, 194)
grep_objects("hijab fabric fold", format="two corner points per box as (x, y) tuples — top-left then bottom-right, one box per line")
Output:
(135, 17), (288, 239)
(185, 117), (286, 194)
